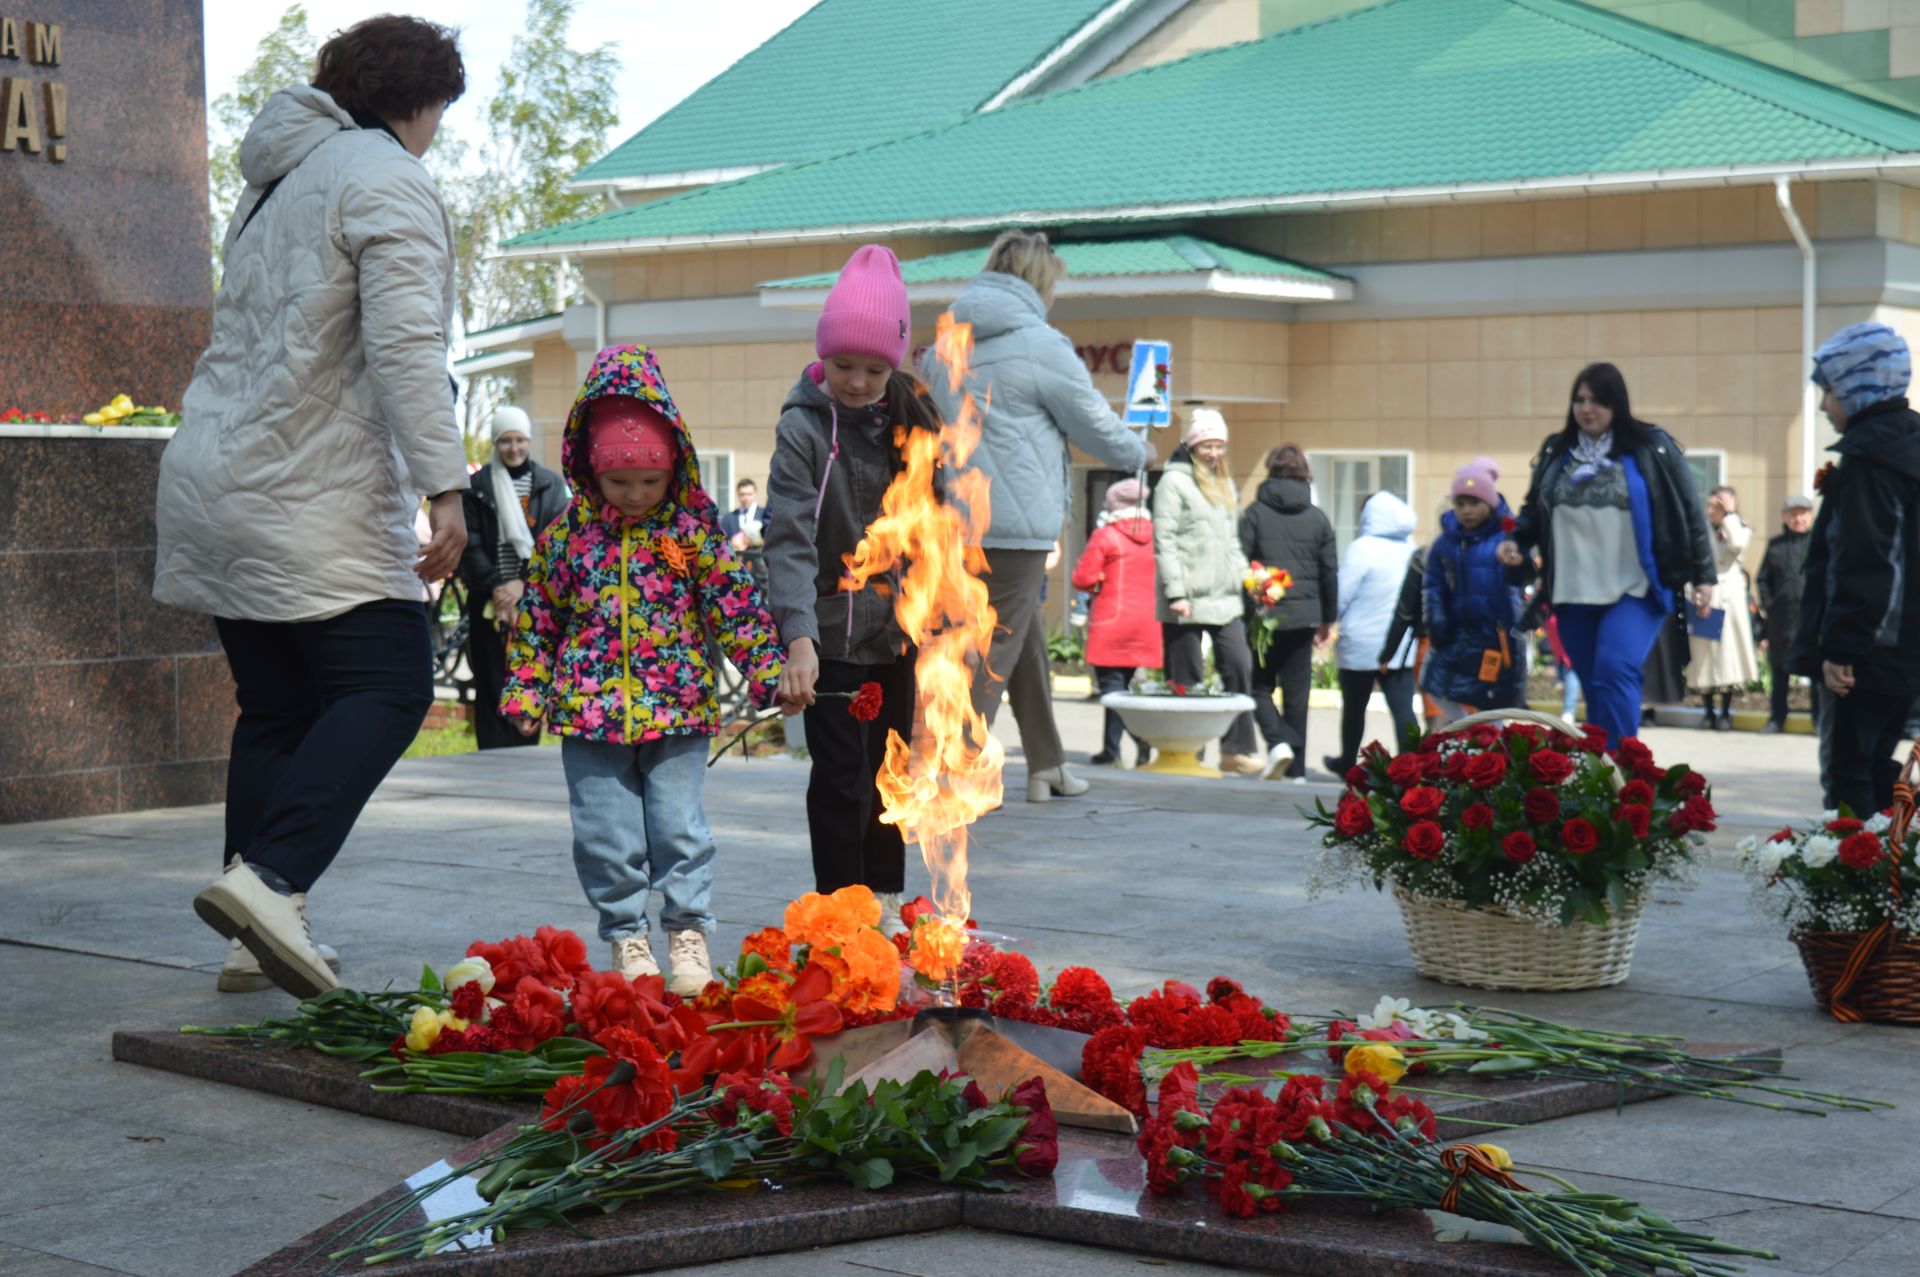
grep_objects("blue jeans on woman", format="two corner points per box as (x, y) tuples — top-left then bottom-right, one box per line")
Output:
(1553, 594), (1668, 748)
(561, 735), (717, 942)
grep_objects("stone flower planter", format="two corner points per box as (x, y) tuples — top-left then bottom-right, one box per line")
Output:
(1099, 691), (1256, 777)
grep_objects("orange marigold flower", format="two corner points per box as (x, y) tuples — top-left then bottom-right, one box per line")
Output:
(741, 926), (795, 974)
(784, 885), (882, 950)
(910, 916), (968, 982)
(834, 927), (902, 1014)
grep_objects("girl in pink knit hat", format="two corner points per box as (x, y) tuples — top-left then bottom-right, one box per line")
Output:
(762, 245), (941, 933)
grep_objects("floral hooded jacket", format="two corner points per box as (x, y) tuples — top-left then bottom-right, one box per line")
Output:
(501, 346), (782, 743)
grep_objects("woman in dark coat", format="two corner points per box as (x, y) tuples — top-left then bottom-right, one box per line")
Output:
(1498, 362), (1716, 748)
(1238, 445), (1335, 780)
(460, 405), (568, 748)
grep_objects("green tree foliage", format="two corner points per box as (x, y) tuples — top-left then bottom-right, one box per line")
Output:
(207, 5), (316, 285)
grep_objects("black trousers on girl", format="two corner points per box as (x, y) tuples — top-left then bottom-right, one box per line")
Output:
(1250, 625), (1315, 778)
(215, 599), (434, 892)
(804, 653), (916, 894)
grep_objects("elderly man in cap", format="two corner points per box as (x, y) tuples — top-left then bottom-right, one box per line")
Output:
(1757, 494), (1815, 734)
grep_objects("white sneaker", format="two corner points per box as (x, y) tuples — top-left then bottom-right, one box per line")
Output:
(219, 890), (340, 992)
(1260, 743), (1296, 781)
(611, 936), (660, 980)
(1027, 764), (1090, 802)
(666, 930), (712, 997)
(876, 892), (909, 939)
(193, 861), (340, 998)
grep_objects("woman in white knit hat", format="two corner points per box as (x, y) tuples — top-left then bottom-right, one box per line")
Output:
(1153, 408), (1260, 773)
(459, 405), (568, 748)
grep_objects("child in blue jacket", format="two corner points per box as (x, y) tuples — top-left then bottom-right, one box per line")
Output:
(1423, 457), (1527, 720)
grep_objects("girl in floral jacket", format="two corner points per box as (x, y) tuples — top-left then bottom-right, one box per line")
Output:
(502, 346), (783, 995)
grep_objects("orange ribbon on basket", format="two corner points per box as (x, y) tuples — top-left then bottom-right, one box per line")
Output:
(1438, 1144), (1530, 1213)
(1826, 769), (1915, 1022)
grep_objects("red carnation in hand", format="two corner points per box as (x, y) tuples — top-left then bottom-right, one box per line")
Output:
(849, 681), (884, 722)
(1614, 803), (1652, 838)
(1522, 787), (1561, 825)
(1560, 818), (1599, 854)
(1333, 795), (1374, 838)
(1839, 831), (1886, 869)
(1404, 821), (1446, 860)
(1399, 786), (1445, 818)
(1500, 516), (1518, 533)
(1529, 750), (1576, 786)
(1464, 751), (1508, 789)
(1460, 802), (1494, 830)
(1501, 831), (1537, 863)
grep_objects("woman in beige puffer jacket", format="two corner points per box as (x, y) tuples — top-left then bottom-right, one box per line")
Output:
(156, 17), (470, 1002)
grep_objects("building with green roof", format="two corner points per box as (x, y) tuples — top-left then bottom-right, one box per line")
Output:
(481, 0), (1920, 570)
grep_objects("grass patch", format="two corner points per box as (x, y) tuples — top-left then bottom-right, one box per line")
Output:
(404, 726), (479, 759)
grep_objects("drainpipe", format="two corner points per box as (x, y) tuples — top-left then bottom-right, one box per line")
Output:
(558, 252), (608, 354)
(1774, 177), (1818, 500)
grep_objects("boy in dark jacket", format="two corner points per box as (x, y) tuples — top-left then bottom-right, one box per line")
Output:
(1423, 458), (1527, 718)
(1790, 322), (1920, 816)
(1756, 495), (1814, 733)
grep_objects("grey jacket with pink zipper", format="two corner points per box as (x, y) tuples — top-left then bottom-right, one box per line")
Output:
(764, 367), (915, 665)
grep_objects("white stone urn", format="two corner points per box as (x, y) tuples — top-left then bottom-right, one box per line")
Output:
(1099, 691), (1257, 777)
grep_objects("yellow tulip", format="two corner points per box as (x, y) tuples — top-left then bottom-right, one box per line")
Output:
(1475, 1143), (1514, 1170)
(1343, 1041), (1409, 1084)
(405, 1006), (443, 1053)
(82, 412), (104, 425)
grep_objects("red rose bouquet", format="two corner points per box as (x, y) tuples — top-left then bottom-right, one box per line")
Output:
(1307, 719), (1711, 926)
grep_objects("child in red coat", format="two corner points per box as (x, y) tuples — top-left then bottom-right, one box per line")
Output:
(1071, 478), (1161, 764)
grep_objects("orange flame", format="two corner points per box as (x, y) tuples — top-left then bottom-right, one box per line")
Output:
(841, 313), (1003, 926)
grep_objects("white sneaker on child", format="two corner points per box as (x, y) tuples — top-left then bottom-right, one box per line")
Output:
(611, 936), (659, 980)
(666, 931), (711, 997)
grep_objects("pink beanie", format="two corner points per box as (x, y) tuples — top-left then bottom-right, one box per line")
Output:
(587, 396), (678, 475)
(1451, 455), (1500, 502)
(815, 244), (911, 368)
(1104, 478), (1144, 510)
(1184, 408), (1228, 446)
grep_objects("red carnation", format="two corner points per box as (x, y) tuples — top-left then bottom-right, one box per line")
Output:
(1522, 787), (1561, 825)
(1404, 821), (1446, 860)
(1619, 779), (1655, 806)
(1460, 802), (1494, 830)
(1560, 818), (1599, 854)
(987, 951), (1040, 1006)
(1049, 966), (1116, 1019)
(1399, 786), (1445, 818)
(1081, 1024), (1150, 1117)
(450, 981), (486, 1021)
(1825, 817), (1864, 835)
(849, 681), (884, 722)
(1501, 831), (1537, 863)
(1839, 831), (1887, 869)
(1463, 751), (1508, 789)
(1387, 754), (1426, 787)
(1614, 803), (1651, 838)
(1333, 795), (1375, 838)
(1529, 750), (1576, 786)
(1500, 516), (1518, 533)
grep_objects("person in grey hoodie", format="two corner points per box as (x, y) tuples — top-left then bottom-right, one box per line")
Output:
(924, 231), (1148, 802)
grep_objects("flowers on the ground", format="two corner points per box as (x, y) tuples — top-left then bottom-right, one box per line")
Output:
(1737, 809), (1920, 935)
(1341, 1042), (1407, 1084)
(79, 393), (180, 426)
(1308, 724), (1709, 927)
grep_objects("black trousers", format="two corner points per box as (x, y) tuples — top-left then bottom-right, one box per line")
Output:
(215, 599), (434, 891)
(1819, 685), (1908, 817)
(1092, 665), (1152, 760)
(1768, 652), (1819, 726)
(1162, 620), (1257, 756)
(804, 654), (915, 894)
(468, 595), (537, 750)
(1251, 625), (1314, 777)
(1332, 667), (1418, 775)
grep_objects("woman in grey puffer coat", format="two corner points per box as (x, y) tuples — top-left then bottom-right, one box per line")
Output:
(924, 231), (1147, 802)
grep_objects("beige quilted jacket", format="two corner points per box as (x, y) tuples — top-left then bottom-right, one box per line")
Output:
(154, 86), (470, 622)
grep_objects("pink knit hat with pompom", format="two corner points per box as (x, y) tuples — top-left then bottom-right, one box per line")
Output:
(815, 245), (911, 369)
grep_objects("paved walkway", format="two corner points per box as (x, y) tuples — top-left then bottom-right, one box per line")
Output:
(3, 695), (1913, 1276)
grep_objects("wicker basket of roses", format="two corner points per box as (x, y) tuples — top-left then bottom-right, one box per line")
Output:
(1307, 709), (1716, 991)
(1737, 747), (1920, 1025)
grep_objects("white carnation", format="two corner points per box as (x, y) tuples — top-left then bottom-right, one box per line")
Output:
(1801, 835), (1839, 869)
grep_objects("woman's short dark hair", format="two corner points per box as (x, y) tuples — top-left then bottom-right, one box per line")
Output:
(1556, 361), (1656, 458)
(1265, 444), (1312, 481)
(313, 16), (466, 122)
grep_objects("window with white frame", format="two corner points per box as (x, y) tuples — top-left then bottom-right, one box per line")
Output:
(1685, 448), (1726, 500)
(1309, 451), (1414, 559)
(701, 450), (735, 510)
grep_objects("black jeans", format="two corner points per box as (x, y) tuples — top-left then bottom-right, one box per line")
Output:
(215, 599), (435, 892)
(467, 594), (537, 750)
(1162, 619), (1257, 757)
(804, 654), (915, 894)
(1818, 684), (1909, 817)
(1251, 625), (1314, 777)
(1331, 667), (1418, 776)
(1769, 653), (1819, 726)
(1092, 665), (1151, 760)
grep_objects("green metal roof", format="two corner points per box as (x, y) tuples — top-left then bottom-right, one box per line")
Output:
(760, 235), (1346, 288)
(510, 0), (1920, 253)
(571, 0), (1124, 185)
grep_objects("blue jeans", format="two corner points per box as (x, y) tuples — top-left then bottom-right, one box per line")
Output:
(1554, 595), (1668, 749)
(561, 735), (717, 941)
